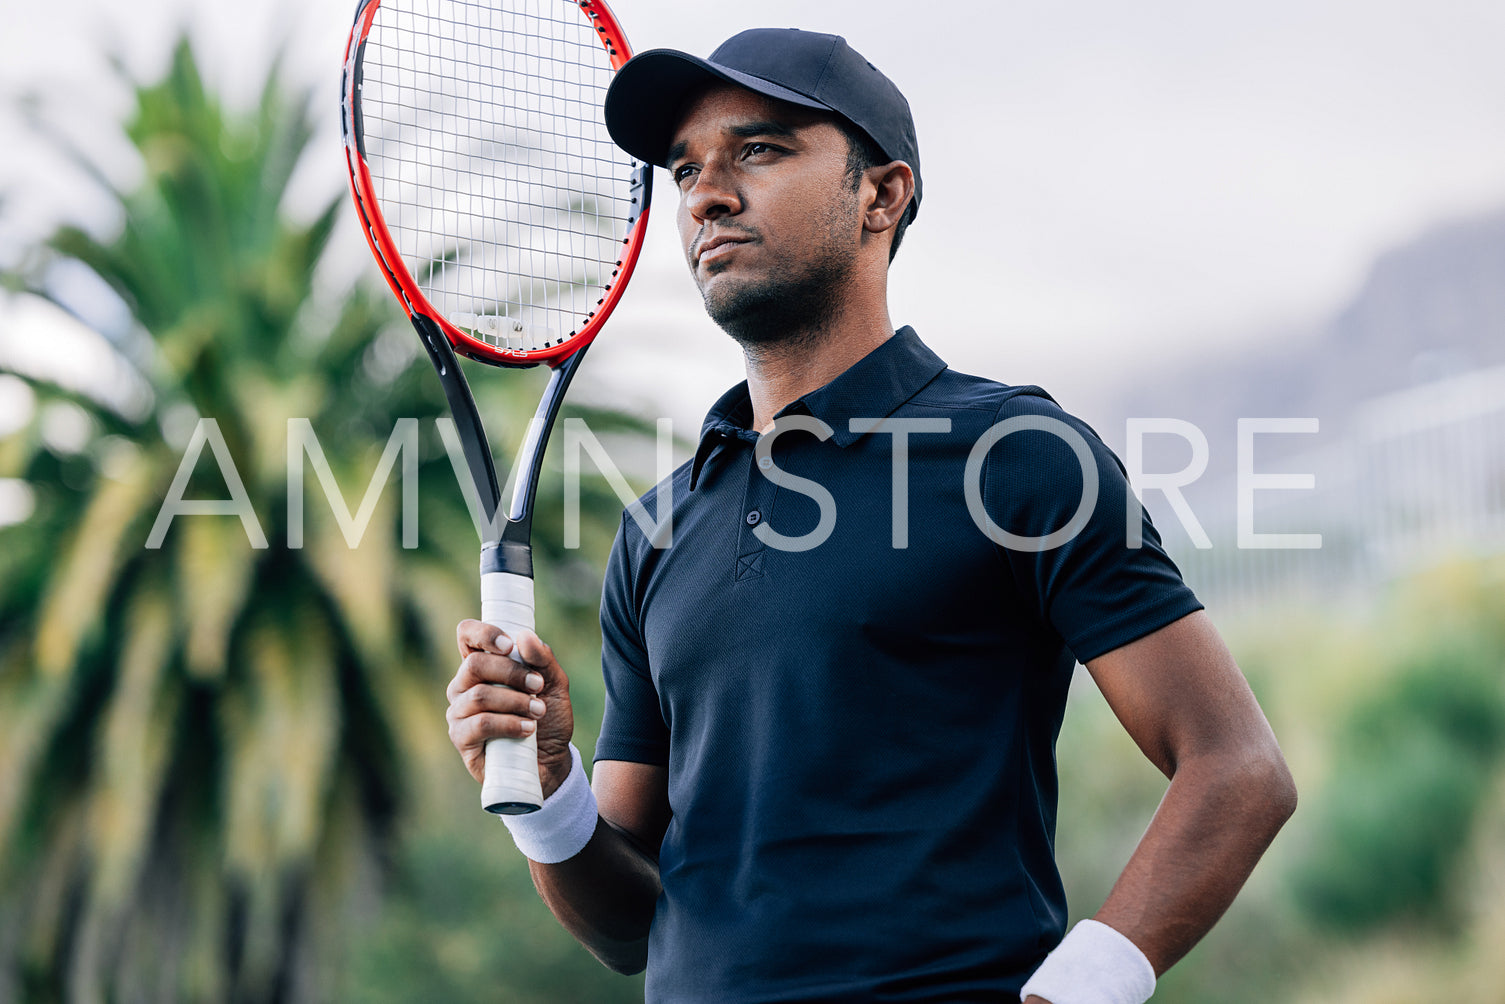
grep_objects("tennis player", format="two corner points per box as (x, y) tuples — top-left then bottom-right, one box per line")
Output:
(446, 27), (1296, 1004)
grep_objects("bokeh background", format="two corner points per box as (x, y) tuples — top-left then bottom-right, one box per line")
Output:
(2, 1), (1504, 1001)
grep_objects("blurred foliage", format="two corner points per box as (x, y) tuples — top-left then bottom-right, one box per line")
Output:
(0, 35), (651, 1003)
(1290, 638), (1505, 932)
(340, 768), (644, 1004)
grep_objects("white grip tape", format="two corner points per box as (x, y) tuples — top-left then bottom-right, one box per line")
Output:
(480, 571), (544, 814)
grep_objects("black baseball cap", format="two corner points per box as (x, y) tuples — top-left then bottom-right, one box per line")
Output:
(604, 28), (921, 221)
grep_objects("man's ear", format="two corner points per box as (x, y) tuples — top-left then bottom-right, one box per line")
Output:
(862, 160), (915, 236)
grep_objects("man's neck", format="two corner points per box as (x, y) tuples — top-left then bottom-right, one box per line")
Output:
(743, 314), (895, 432)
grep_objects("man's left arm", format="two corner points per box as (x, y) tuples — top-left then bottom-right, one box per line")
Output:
(1030, 609), (1297, 1000)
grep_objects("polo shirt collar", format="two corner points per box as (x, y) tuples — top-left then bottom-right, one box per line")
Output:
(689, 326), (947, 490)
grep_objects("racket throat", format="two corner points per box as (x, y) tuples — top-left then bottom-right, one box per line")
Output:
(502, 348), (589, 532)
(414, 314), (504, 522)
(416, 311), (588, 549)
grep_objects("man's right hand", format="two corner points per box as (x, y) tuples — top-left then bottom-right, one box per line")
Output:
(446, 620), (663, 975)
(446, 619), (576, 798)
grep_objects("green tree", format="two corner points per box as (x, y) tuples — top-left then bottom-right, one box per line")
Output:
(1289, 638), (1505, 934)
(0, 38), (644, 1002)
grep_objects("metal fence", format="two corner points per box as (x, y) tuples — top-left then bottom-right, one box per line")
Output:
(1165, 366), (1505, 609)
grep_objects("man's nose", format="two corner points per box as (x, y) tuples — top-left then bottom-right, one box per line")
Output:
(685, 161), (742, 222)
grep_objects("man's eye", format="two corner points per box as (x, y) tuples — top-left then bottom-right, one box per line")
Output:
(745, 142), (775, 157)
(672, 165), (698, 186)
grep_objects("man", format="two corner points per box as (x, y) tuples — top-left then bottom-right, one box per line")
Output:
(446, 28), (1296, 1004)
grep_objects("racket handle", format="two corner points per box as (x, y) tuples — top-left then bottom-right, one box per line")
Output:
(480, 570), (545, 814)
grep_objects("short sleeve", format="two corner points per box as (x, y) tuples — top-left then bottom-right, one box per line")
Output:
(981, 394), (1203, 663)
(594, 515), (671, 765)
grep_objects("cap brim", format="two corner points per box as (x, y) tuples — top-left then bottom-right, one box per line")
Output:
(604, 48), (831, 167)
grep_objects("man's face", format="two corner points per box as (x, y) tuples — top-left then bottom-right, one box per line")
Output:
(666, 84), (864, 346)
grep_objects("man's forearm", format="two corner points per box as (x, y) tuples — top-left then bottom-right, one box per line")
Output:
(528, 816), (663, 974)
(1092, 743), (1297, 974)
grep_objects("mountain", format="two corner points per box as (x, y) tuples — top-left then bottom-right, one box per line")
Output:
(1104, 206), (1505, 519)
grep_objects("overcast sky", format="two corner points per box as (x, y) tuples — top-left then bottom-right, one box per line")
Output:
(2, 0), (1504, 434)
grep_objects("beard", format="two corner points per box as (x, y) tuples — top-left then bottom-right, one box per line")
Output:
(696, 199), (860, 353)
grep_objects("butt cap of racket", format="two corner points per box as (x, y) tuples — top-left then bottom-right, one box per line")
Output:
(483, 737), (544, 814)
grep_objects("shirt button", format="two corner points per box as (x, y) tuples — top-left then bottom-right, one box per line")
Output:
(758, 456), (773, 470)
(746, 510), (762, 526)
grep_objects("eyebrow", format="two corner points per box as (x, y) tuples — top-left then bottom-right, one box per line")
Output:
(666, 119), (802, 167)
(729, 120), (799, 140)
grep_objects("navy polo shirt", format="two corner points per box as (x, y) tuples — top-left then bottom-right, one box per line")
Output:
(595, 327), (1201, 1002)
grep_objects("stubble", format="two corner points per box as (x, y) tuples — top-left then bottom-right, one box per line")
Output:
(696, 195), (860, 356)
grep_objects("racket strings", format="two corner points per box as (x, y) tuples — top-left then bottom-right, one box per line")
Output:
(358, 0), (637, 353)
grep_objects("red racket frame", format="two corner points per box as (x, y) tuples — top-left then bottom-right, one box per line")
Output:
(340, 0), (652, 370)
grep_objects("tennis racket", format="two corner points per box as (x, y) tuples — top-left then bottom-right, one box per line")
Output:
(340, 0), (652, 813)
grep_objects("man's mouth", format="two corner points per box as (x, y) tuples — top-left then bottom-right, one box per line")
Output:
(694, 232), (753, 267)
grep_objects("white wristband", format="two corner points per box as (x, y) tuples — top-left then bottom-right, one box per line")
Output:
(1019, 919), (1156, 1004)
(500, 744), (598, 863)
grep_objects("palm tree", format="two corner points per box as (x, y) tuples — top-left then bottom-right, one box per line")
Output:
(0, 37), (644, 1002)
